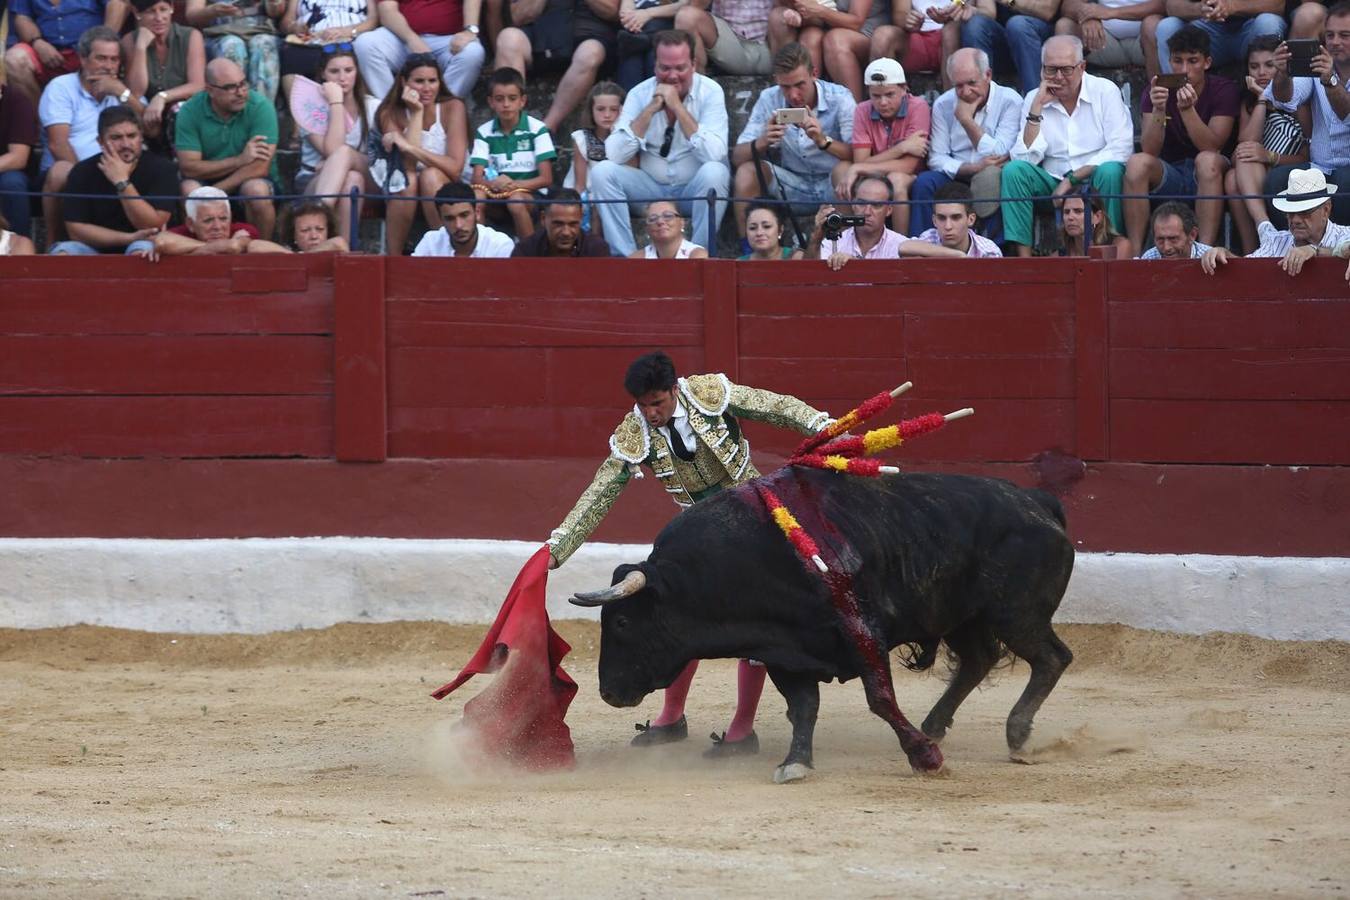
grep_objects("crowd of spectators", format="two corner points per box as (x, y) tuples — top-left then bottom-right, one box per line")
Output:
(1, 0), (1349, 275)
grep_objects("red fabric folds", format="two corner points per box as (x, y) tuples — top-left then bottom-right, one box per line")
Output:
(430, 545), (578, 771)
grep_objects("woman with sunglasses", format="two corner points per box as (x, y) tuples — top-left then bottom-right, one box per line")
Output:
(373, 53), (468, 255)
(122, 0), (207, 150)
(629, 201), (709, 259)
(278, 0), (376, 105)
(299, 45), (375, 246)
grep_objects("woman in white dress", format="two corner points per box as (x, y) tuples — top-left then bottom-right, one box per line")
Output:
(629, 200), (709, 259)
(373, 53), (468, 255)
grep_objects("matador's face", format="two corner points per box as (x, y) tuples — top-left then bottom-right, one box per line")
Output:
(635, 389), (677, 430)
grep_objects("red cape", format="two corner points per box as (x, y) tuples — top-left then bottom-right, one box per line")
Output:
(430, 545), (578, 770)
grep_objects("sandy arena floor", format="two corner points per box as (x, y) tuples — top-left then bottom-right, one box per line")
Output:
(1, 621), (1348, 899)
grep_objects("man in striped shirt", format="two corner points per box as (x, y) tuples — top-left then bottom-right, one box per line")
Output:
(1202, 167), (1350, 274)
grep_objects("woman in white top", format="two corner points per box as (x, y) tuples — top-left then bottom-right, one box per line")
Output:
(301, 46), (375, 246)
(630, 201), (709, 259)
(0, 212), (36, 256)
(374, 53), (468, 256)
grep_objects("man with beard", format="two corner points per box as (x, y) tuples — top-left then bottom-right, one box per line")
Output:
(50, 106), (177, 257)
(1001, 34), (1131, 256)
(412, 181), (515, 257)
(511, 188), (613, 256)
(37, 25), (142, 245)
(1201, 167), (1349, 275)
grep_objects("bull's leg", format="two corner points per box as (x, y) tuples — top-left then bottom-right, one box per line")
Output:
(921, 623), (1000, 742)
(765, 667), (819, 784)
(856, 655), (945, 774)
(1002, 628), (1073, 753)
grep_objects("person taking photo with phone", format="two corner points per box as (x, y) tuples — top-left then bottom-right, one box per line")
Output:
(731, 41), (855, 254)
(1262, 3), (1350, 227)
(1121, 23), (1238, 257)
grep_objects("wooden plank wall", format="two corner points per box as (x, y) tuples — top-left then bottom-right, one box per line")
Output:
(0, 256), (336, 458)
(1105, 261), (1350, 465)
(735, 259), (1082, 460)
(382, 259), (720, 459)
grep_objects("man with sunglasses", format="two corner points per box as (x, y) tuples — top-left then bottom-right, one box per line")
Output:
(175, 57), (280, 240)
(1001, 34), (1131, 256)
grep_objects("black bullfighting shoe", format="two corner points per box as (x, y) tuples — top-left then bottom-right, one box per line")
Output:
(702, 730), (760, 759)
(630, 716), (689, 747)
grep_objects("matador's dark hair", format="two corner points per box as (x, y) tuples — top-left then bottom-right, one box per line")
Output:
(624, 352), (678, 398)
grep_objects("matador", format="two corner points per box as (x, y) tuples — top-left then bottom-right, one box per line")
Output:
(548, 351), (832, 758)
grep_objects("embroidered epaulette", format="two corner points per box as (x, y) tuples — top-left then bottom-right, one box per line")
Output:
(680, 373), (732, 416)
(609, 411), (650, 464)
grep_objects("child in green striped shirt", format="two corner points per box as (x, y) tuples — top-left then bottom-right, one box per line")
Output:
(470, 68), (556, 238)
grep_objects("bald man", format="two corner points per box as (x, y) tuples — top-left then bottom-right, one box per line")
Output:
(173, 57), (280, 239)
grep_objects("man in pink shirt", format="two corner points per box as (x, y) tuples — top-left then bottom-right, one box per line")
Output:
(811, 173), (905, 268)
(834, 57), (931, 233)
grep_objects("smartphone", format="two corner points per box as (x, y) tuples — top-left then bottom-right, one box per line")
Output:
(1154, 73), (1187, 91)
(773, 107), (808, 127)
(1286, 39), (1319, 78)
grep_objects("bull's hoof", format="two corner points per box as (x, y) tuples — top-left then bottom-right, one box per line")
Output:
(773, 762), (812, 784)
(906, 741), (945, 773)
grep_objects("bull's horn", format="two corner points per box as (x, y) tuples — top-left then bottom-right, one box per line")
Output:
(568, 570), (647, 607)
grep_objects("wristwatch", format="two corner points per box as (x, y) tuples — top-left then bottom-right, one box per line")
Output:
(1330, 73), (1341, 89)
(466, 24), (480, 34)
(113, 179), (131, 193)
(118, 88), (132, 104)
(818, 136), (833, 151)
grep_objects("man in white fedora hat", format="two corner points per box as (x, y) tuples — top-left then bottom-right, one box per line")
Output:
(1202, 167), (1350, 276)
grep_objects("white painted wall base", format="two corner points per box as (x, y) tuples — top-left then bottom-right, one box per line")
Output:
(0, 539), (1344, 641)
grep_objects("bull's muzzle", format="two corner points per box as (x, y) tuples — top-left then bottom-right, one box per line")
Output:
(568, 570), (647, 607)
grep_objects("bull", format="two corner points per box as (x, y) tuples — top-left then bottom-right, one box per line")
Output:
(569, 467), (1075, 783)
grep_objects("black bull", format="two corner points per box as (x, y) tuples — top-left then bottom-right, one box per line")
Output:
(570, 468), (1075, 782)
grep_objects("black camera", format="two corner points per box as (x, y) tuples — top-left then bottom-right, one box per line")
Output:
(822, 212), (866, 240)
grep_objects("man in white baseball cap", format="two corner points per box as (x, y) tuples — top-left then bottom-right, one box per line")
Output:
(1202, 167), (1350, 276)
(831, 55), (933, 234)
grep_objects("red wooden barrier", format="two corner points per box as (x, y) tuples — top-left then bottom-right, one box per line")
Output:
(1, 254), (1346, 554)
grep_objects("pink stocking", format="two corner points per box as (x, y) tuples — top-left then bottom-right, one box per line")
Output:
(725, 659), (767, 741)
(652, 660), (699, 726)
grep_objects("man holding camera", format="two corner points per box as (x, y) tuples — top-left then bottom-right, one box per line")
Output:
(1121, 24), (1238, 257)
(810, 173), (905, 269)
(1262, 5), (1350, 226)
(731, 42), (855, 250)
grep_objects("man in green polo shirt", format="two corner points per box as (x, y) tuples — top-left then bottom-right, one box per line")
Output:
(175, 58), (280, 239)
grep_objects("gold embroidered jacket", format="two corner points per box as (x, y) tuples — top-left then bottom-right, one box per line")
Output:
(548, 374), (831, 566)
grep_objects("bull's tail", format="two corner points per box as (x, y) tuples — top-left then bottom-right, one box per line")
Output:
(896, 638), (941, 672)
(1026, 488), (1067, 530)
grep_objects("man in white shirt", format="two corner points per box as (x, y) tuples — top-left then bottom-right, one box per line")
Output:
(811, 174), (906, 269)
(589, 29), (731, 256)
(1001, 34), (1132, 256)
(911, 47), (1022, 237)
(412, 182), (515, 257)
(1202, 167), (1350, 274)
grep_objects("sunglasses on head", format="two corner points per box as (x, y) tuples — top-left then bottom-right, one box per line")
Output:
(403, 52), (438, 72)
(322, 41), (353, 54)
